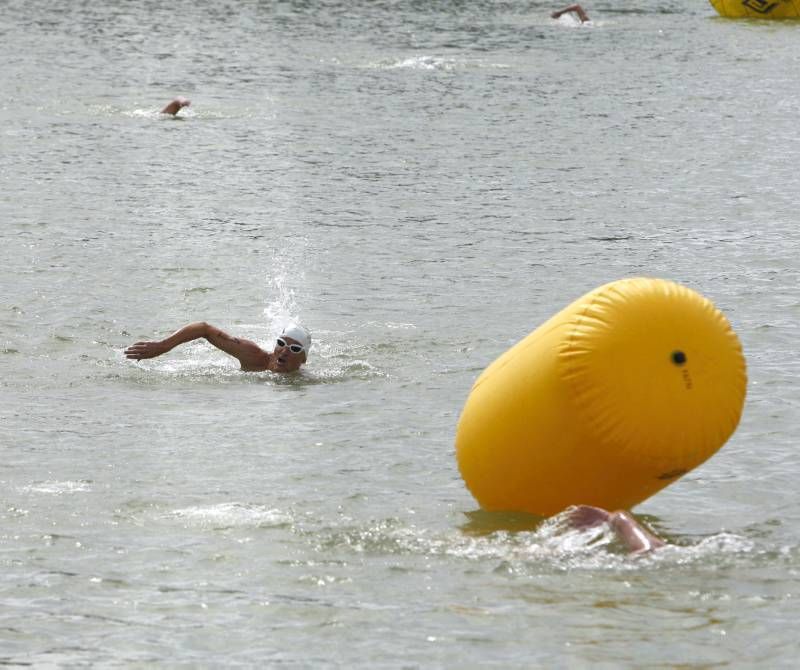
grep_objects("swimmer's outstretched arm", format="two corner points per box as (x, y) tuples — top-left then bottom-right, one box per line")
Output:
(551, 4), (590, 21)
(125, 322), (271, 371)
(161, 96), (191, 115)
(567, 505), (665, 554)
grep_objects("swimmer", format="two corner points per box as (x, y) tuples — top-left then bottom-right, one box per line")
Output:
(551, 4), (590, 22)
(160, 96), (191, 116)
(568, 505), (665, 554)
(124, 322), (311, 373)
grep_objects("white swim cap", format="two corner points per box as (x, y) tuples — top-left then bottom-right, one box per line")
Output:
(281, 323), (311, 351)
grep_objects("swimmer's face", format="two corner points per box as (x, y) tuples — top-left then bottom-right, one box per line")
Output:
(272, 336), (306, 373)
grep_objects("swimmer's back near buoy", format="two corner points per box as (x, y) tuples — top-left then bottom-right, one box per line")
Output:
(455, 277), (747, 517)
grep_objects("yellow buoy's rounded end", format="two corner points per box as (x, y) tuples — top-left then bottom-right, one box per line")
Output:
(560, 278), (746, 475)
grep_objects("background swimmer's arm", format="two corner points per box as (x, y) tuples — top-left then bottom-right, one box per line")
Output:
(551, 4), (589, 21)
(568, 505), (665, 554)
(125, 322), (271, 371)
(161, 97), (191, 115)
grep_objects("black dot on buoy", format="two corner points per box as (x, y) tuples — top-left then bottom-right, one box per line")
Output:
(671, 350), (687, 366)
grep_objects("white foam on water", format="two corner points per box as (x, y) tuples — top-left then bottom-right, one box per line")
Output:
(21, 480), (92, 495)
(554, 13), (587, 27)
(312, 511), (761, 573)
(381, 56), (459, 71)
(167, 503), (293, 530)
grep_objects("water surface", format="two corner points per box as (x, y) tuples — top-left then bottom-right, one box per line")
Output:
(2, 0), (800, 666)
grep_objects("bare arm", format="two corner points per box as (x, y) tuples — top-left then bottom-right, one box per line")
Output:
(551, 4), (589, 21)
(125, 322), (272, 371)
(609, 510), (665, 554)
(161, 96), (191, 115)
(567, 505), (665, 554)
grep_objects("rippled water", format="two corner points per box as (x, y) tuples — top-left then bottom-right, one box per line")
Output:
(2, 0), (800, 666)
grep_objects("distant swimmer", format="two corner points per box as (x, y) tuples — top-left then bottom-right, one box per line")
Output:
(568, 505), (665, 554)
(160, 96), (191, 116)
(551, 4), (590, 22)
(125, 322), (311, 373)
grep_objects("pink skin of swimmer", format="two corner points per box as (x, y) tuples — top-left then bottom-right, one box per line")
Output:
(160, 96), (191, 116)
(567, 505), (666, 554)
(551, 4), (590, 22)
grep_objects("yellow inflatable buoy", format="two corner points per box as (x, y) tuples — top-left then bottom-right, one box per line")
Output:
(709, 0), (800, 19)
(455, 278), (747, 517)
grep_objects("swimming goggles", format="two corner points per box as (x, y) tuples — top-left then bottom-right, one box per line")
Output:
(276, 337), (305, 354)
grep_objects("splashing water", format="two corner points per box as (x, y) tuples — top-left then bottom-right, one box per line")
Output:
(263, 245), (307, 339)
(307, 508), (761, 574)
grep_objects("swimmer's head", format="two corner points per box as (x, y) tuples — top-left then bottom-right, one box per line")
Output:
(282, 323), (311, 352)
(272, 323), (311, 372)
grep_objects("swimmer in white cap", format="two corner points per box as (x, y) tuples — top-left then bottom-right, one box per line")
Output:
(124, 321), (311, 373)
